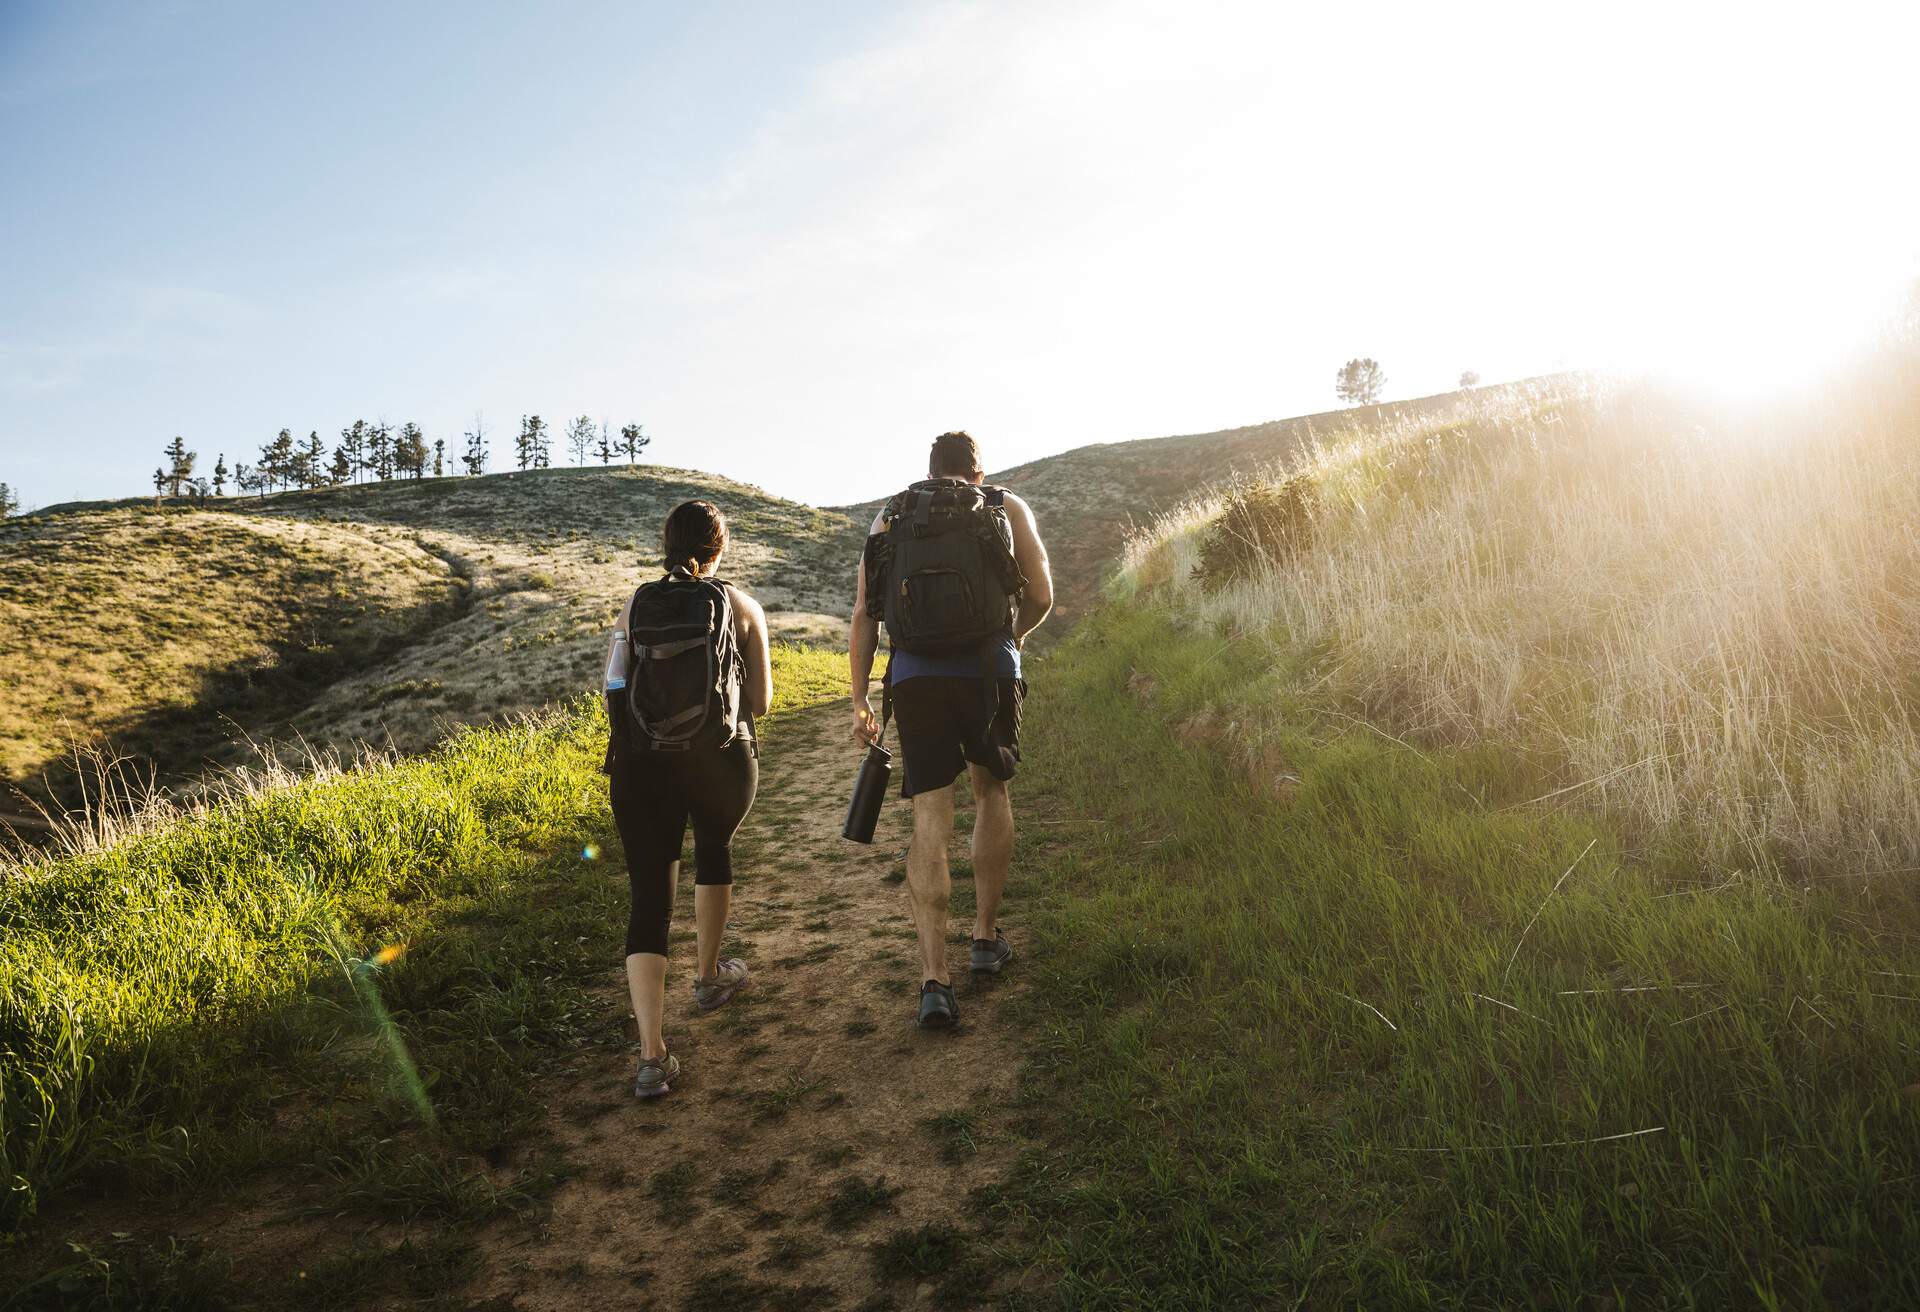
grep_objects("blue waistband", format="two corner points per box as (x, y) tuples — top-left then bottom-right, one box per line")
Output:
(889, 636), (1020, 683)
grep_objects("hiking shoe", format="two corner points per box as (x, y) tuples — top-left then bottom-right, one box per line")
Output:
(969, 930), (1013, 974)
(633, 1052), (680, 1099)
(693, 958), (749, 1012)
(917, 979), (959, 1029)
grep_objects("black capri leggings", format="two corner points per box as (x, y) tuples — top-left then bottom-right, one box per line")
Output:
(608, 738), (758, 957)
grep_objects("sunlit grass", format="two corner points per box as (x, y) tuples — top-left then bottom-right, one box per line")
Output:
(1000, 605), (1920, 1306)
(0, 644), (855, 1239)
(1125, 354), (1920, 880)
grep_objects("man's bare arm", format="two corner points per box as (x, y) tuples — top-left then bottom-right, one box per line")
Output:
(1005, 492), (1053, 642)
(848, 511), (886, 745)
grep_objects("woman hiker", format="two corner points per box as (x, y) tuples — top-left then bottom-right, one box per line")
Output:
(603, 499), (772, 1097)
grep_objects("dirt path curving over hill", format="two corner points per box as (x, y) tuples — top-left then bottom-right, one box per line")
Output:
(471, 702), (1040, 1310)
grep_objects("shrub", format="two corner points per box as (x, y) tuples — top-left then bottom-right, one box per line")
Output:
(1191, 475), (1317, 592)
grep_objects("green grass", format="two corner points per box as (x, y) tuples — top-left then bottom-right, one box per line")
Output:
(0, 644), (856, 1266)
(871, 1221), (975, 1281)
(820, 1175), (901, 1228)
(922, 1109), (980, 1164)
(993, 604), (1920, 1308)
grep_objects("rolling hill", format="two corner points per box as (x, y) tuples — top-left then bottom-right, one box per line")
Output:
(1, 464), (865, 829)
(836, 379), (1569, 622)
(10, 365), (1920, 1305)
(5, 383), (1575, 829)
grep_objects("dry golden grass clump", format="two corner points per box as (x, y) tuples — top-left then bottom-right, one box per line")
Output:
(1132, 362), (1920, 876)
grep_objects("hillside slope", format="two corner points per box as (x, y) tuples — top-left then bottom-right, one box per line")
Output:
(0, 507), (461, 811)
(3, 465), (865, 818)
(248, 464), (863, 762)
(836, 380), (1573, 622)
(990, 363), (1920, 1305)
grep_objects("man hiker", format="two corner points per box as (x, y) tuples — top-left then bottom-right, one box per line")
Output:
(849, 430), (1054, 1028)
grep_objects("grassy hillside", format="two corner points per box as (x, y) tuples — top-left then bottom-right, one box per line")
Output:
(8, 371), (1918, 1305)
(246, 464), (864, 761)
(990, 361), (1920, 1305)
(836, 382), (1567, 624)
(3, 465), (866, 827)
(0, 507), (461, 819)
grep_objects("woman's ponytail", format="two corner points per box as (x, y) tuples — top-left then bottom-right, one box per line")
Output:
(663, 500), (729, 577)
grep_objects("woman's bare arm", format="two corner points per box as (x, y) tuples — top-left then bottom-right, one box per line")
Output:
(730, 586), (774, 719)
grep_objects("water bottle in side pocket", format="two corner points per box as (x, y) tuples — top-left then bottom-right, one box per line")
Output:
(604, 630), (630, 732)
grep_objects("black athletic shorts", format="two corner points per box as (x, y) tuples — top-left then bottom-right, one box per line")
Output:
(890, 676), (1026, 799)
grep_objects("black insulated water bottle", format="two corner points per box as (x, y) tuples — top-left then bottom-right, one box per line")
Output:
(842, 743), (893, 843)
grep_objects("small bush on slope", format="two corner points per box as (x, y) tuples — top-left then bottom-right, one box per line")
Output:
(1190, 474), (1318, 592)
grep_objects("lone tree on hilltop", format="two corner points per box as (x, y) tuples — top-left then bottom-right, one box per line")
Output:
(463, 414), (488, 476)
(163, 436), (196, 496)
(0, 482), (19, 518)
(433, 438), (445, 477)
(212, 454), (228, 496)
(1335, 358), (1387, 407)
(566, 415), (596, 466)
(619, 422), (650, 464)
(152, 467), (167, 497)
(1458, 370), (1481, 389)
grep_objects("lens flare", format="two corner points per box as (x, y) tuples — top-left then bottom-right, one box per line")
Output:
(372, 943), (406, 966)
(582, 843), (601, 861)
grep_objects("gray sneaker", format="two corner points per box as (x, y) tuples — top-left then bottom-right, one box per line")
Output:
(917, 979), (959, 1029)
(969, 930), (1013, 974)
(633, 1052), (680, 1099)
(693, 958), (749, 1012)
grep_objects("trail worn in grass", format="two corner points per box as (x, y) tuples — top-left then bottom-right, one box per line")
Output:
(2, 648), (1039, 1309)
(463, 703), (1033, 1309)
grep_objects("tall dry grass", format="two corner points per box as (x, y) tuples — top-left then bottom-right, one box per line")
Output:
(1128, 360), (1920, 877)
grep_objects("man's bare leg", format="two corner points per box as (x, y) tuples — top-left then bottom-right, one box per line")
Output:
(968, 765), (1012, 941)
(907, 784), (958, 983)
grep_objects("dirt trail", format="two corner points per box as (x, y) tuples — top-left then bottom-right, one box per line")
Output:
(475, 702), (1036, 1309)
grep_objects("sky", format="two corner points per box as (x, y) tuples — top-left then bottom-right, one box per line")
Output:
(3, 0), (1917, 510)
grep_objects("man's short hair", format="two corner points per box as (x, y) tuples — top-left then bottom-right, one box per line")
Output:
(929, 431), (983, 480)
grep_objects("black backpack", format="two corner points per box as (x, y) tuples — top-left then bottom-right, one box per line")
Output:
(616, 570), (747, 752)
(864, 480), (1025, 655)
